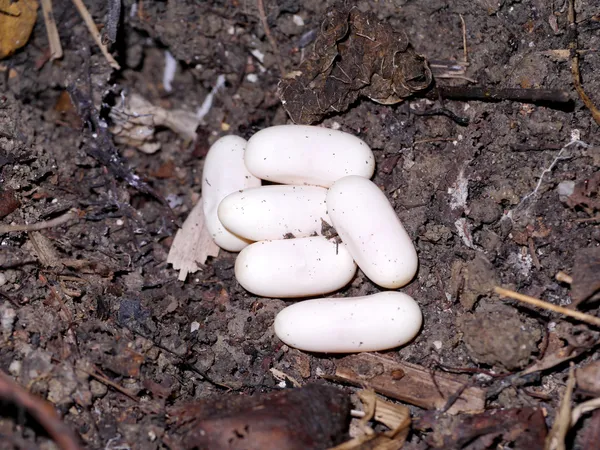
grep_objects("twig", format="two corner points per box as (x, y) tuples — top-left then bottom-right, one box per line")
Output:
(256, 0), (285, 76)
(39, 272), (73, 325)
(412, 137), (455, 146)
(574, 215), (600, 223)
(568, 0), (600, 126)
(459, 14), (468, 64)
(494, 286), (600, 327)
(546, 364), (575, 450)
(571, 397), (600, 427)
(431, 86), (573, 105)
(0, 370), (81, 450)
(75, 366), (138, 402)
(0, 209), (79, 235)
(70, 0), (120, 69)
(40, 0), (63, 60)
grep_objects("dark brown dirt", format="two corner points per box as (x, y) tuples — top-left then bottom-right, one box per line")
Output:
(0, 0), (599, 449)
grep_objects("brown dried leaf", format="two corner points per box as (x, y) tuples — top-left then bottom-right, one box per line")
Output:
(415, 407), (547, 449)
(110, 93), (200, 153)
(167, 198), (219, 281)
(0, 188), (20, 219)
(566, 171), (600, 213)
(575, 361), (600, 396)
(521, 328), (594, 376)
(0, 0), (38, 59)
(278, 5), (432, 124)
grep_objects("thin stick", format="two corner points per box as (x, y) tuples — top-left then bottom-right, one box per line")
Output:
(256, 0), (285, 77)
(0, 210), (79, 234)
(70, 0), (121, 69)
(40, 0), (63, 60)
(494, 286), (600, 327)
(432, 86), (572, 104)
(459, 14), (468, 64)
(75, 366), (138, 402)
(568, 0), (600, 125)
(571, 397), (600, 426)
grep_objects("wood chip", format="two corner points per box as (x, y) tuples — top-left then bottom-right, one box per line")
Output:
(325, 353), (485, 414)
(28, 231), (63, 268)
(329, 389), (411, 450)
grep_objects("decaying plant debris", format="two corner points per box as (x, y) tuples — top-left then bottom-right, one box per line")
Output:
(278, 5), (433, 124)
(0, 0), (599, 449)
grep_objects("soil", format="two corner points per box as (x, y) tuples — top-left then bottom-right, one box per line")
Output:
(0, 0), (599, 449)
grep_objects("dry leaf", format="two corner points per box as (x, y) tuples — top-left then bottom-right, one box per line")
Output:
(167, 198), (219, 281)
(110, 93), (200, 153)
(0, 0), (39, 59)
(278, 5), (432, 124)
(576, 361), (600, 396)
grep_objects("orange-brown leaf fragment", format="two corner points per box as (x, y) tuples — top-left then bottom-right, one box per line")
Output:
(0, 0), (39, 59)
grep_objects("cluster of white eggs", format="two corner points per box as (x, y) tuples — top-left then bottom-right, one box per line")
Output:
(202, 125), (422, 353)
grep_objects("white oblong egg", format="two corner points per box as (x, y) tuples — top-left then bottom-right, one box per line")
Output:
(244, 125), (375, 187)
(274, 291), (422, 353)
(218, 185), (329, 241)
(234, 236), (356, 298)
(327, 176), (418, 289)
(202, 135), (261, 251)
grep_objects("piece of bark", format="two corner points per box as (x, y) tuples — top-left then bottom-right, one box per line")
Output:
(326, 353), (485, 414)
(166, 383), (350, 450)
(28, 231), (63, 268)
(330, 389), (411, 450)
(414, 407), (547, 449)
(167, 198), (219, 281)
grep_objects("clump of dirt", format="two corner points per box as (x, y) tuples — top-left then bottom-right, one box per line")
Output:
(458, 301), (543, 371)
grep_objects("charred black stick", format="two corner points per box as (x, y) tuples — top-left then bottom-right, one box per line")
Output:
(428, 85), (573, 105)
